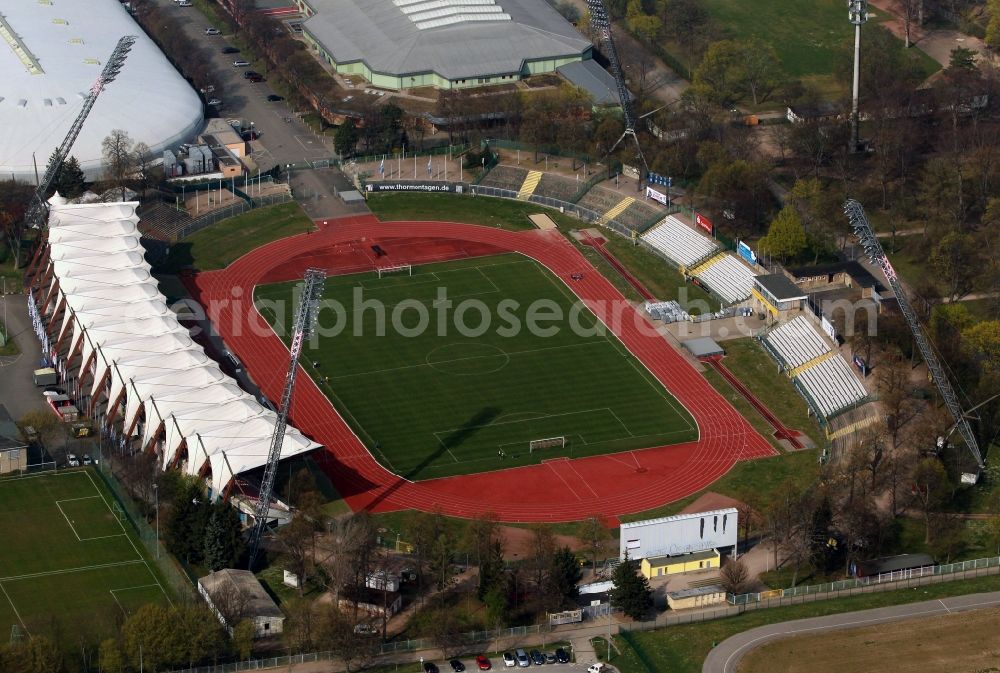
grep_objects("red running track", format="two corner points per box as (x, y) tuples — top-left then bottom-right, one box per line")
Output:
(188, 215), (776, 522)
(579, 230), (657, 302)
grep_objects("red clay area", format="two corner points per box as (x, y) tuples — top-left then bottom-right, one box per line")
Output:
(187, 215), (776, 522)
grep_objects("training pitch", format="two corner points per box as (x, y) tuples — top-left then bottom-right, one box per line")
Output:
(256, 253), (697, 481)
(0, 470), (170, 642)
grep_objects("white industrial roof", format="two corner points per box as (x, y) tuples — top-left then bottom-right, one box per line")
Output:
(303, 0), (591, 81)
(43, 198), (320, 497)
(0, 0), (203, 182)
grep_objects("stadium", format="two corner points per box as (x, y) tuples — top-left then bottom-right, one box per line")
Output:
(0, 0), (202, 181)
(297, 0), (592, 90)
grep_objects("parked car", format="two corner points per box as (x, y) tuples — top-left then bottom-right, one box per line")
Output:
(476, 655), (492, 670)
(204, 27), (220, 35)
(529, 651), (544, 666)
(266, 94), (285, 102)
(199, 85), (215, 94)
(423, 663), (439, 673)
(177, 1), (191, 6)
(67, 453), (80, 467)
(515, 650), (530, 668)
(222, 46), (240, 54)
(586, 665), (605, 673)
(207, 98), (222, 107)
(243, 70), (261, 79)
(82, 454), (93, 466)
(502, 652), (515, 668)
(544, 653), (556, 665)
(43, 387), (66, 396)
(233, 59), (250, 67)
(247, 74), (265, 83)
(449, 660), (465, 672)
(554, 649), (570, 664)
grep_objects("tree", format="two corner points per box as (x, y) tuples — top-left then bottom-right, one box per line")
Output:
(930, 231), (979, 301)
(232, 621), (255, 662)
(527, 525), (556, 594)
(986, 0), (1000, 50)
(719, 557), (753, 595)
(737, 39), (782, 106)
(335, 119), (359, 157)
(962, 320), (1000, 374)
(911, 458), (951, 544)
(609, 551), (652, 619)
(0, 179), (34, 268)
(758, 206), (807, 263)
(580, 515), (608, 571)
(98, 638), (125, 673)
(122, 604), (188, 671)
(693, 40), (745, 105)
(484, 579), (511, 628)
(277, 511), (318, 596)
(52, 155), (86, 199)
(203, 500), (244, 571)
(18, 410), (65, 450)
(164, 479), (210, 564)
(133, 142), (153, 193)
(101, 129), (136, 200)
(546, 547), (582, 608)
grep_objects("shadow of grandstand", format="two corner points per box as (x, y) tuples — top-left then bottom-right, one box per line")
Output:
(361, 407), (502, 512)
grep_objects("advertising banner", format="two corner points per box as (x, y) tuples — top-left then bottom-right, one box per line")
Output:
(737, 240), (757, 265)
(695, 212), (713, 234)
(645, 186), (667, 205)
(821, 315), (837, 341)
(366, 181), (463, 193)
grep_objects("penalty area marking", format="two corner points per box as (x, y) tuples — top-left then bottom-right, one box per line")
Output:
(0, 582), (28, 635)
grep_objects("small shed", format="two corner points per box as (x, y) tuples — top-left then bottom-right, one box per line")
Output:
(640, 549), (720, 579)
(338, 585), (403, 617)
(682, 337), (724, 359)
(199, 569), (284, 638)
(753, 274), (808, 318)
(666, 584), (727, 610)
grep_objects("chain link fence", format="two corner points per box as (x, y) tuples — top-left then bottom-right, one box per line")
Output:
(175, 192), (293, 241)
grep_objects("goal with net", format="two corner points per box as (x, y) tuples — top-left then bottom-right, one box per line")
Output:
(529, 436), (566, 452)
(376, 264), (412, 278)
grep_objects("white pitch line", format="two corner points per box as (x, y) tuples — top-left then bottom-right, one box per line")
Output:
(54, 500), (82, 542)
(0, 583), (29, 635)
(0, 559), (146, 583)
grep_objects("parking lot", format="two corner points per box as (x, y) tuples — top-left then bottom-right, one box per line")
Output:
(154, 0), (334, 171)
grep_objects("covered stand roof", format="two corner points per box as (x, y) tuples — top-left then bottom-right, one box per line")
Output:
(44, 198), (320, 497)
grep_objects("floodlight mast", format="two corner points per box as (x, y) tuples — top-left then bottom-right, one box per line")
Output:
(247, 268), (327, 569)
(23, 35), (137, 230)
(585, 0), (649, 178)
(848, 0), (868, 153)
(844, 199), (984, 468)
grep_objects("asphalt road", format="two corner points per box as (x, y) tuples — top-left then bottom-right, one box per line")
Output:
(0, 292), (52, 422)
(702, 590), (1000, 673)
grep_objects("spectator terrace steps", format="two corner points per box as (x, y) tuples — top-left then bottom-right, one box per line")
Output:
(826, 413), (883, 440)
(516, 170), (543, 200)
(597, 196), (635, 226)
(688, 252), (726, 277)
(787, 349), (839, 378)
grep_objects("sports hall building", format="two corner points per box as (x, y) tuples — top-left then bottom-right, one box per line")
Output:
(295, 0), (592, 90)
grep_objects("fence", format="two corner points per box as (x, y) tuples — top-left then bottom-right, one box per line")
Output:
(91, 457), (197, 598)
(175, 192), (293, 241)
(376, 624), (545, 654)
(729, 554), (1000, 607)
(0, 461), (57, 481)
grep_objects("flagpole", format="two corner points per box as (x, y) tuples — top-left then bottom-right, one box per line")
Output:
(414, 154), (417, 179)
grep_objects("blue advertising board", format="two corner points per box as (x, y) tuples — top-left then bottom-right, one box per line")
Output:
(737, 240), (757, 265)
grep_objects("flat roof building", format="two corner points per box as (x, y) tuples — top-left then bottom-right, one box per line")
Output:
(297, 0), (592, 90)
(199, 569), (284, 638)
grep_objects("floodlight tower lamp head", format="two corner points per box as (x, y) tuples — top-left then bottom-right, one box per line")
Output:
(848, 0), (868, 25)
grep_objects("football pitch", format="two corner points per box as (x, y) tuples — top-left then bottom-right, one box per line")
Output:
(255, 253), (698, 480)
(0, 470), (171, 642)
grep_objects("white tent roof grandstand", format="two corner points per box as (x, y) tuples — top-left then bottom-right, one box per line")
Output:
(302, 0), (591, 82)
(0, 0), (203, 182)
(42, 198), (320, 497)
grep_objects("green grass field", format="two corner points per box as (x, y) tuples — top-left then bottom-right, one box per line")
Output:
(0, 470), (171, 643)
(256, 253), (697, 480)
(162, 202), (314, 272)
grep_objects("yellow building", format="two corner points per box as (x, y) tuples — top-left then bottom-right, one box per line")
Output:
(640, 549), (720, 579)
(666, 585), (727, 610)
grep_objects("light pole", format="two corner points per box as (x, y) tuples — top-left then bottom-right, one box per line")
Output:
(153, 483), (159, 559)
(848, 0), (868, 153)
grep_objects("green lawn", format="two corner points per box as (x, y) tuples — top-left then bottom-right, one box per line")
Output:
(666, 0), (941, 98)
(0, 470), (170, 644)
(368, 192), (574, 231)
(613, 574), (1000, 673)
(256, 254), (697, 480)
(162, 202), (314, 272)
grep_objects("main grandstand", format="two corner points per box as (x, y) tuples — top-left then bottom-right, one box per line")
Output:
(26, 197), (319, 501)
(0, 0), (202, 181)
(296, 0), (592, 90)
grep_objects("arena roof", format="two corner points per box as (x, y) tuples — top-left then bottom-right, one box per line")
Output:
(42, 198), (320, 497)
(303, 0), (591, 80)
(0, 0), (203, 182)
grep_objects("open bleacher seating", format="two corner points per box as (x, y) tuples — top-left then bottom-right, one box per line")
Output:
(534, 173), (579, 202)
(615, 199), (661, 231)
(640, 215), (720, 268)
(763, 316), (830, 368)
(136, 201), (193, 242)
(577, 185), (629, 218)
(798, 356), (869, 418)
(480, 165), (529, 192)
(695, 254), (757, 304)
(762, 316), (868, 418)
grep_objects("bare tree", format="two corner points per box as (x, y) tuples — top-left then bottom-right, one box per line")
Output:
(133, 142), (153, 193)
(208, 581), (252, 625)
(579, 515), (608, 572)
(101, 129), (135, 200)
(719, 556), (754, 595)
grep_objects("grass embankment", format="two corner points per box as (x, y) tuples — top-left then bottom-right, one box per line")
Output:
(163, 202), (314, 272)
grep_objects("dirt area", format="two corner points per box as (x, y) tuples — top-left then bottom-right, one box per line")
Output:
(738, 606), (1000, 673)
(679, 491), (747, 516)
(500, 525), (586, 561)
(182, 182), (289, 215)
